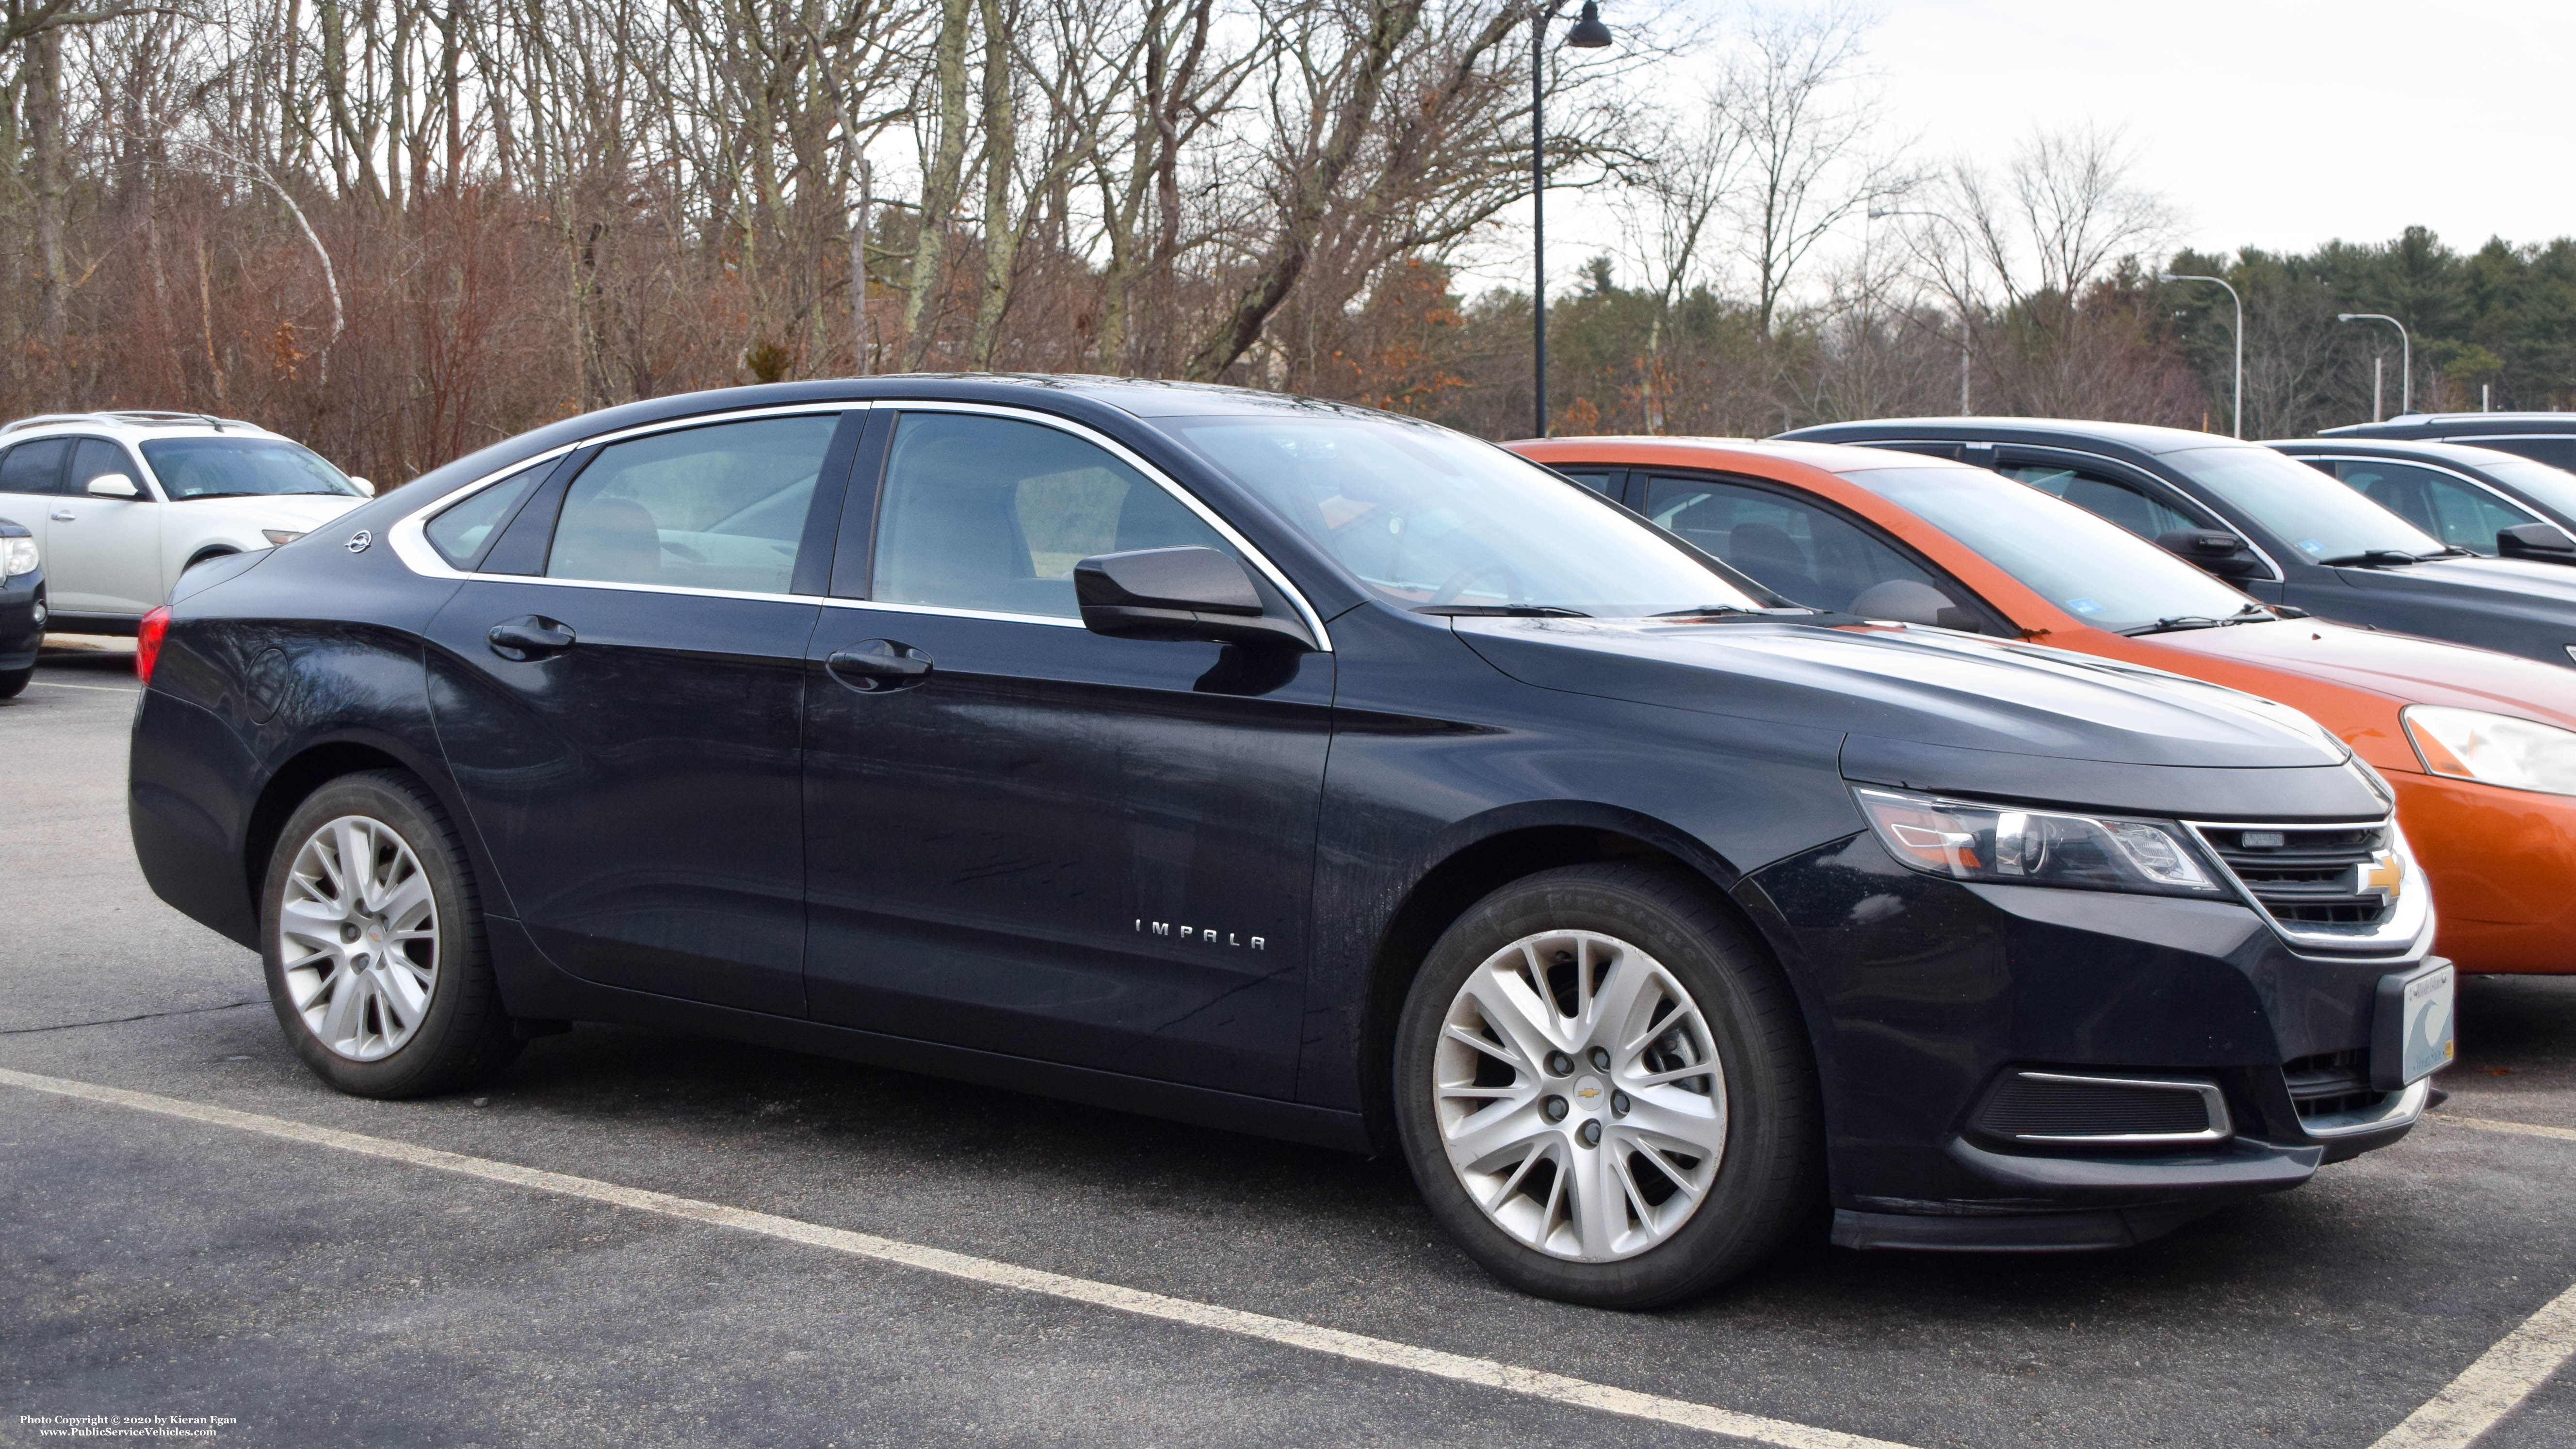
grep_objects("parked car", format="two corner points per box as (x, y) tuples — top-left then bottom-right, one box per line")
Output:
(1519, 435), (2576, 976)
(0, 515), (42, 698)
(2321, 412), (2576, 471)
(2270, 437), (2576, 561)
(130, 379), (2446, 1306)
(1778, 417), (2576, 670)
(0, 411), (371, 635)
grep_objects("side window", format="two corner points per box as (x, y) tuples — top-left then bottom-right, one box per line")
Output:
(871, 411), (1231, 619)
(0, 437), (73, 496)
(546, 415), (838, 592)
(2452, 437), (2576, 470)
(2000, 461), (2207, 541)
(427, 462), (551, 568)
(2335, 461), (2536, 554)
(1641, 475), (1962, 617)
(1555, 470), (1617, 496)
(69, 439), (140, 496)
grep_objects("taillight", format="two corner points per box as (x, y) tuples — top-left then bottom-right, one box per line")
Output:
(136, 605), (171, 684)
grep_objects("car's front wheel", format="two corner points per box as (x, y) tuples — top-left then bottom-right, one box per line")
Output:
(0, 665), (29, 700)
(1393, 863), (1820, 1307)
(260, 770), (520, 1097)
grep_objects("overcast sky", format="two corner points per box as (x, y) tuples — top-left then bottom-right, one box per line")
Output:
(1464, 0), (2573, 295)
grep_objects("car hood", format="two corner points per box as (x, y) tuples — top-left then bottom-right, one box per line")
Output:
(1455, 617), (2381, 819)
(2135, 619), (2576, 730)
(163, 493), (367, 531)
(2374, 553), (2576, 602)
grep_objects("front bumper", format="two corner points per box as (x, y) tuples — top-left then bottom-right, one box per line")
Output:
(0, 572), (42, 669)
(2394, 770), (2576, 974)
(1738, 830), (2437, 1250)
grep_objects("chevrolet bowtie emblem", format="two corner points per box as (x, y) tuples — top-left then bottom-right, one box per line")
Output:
(2356, 851), (2405, 903)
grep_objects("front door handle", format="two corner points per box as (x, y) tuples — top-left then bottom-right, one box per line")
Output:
(49, 509), (73, 522)
(826, 639), (933, 692)
(488, 616), (578, 662)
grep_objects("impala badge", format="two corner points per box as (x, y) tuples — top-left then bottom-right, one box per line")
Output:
(345, 530), (373, 554)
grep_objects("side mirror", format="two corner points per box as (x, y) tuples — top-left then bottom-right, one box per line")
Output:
(348, 476), (376, 498)
(1848, 578), (1982, 632)
(85, 473), (141, 499)
(2156, 527), (2265, 579)
(2497, 521), (2576, 563)
(1074, 546), (1312, 650)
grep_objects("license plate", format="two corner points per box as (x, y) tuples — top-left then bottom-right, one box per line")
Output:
(2373, 960), (2456, 1091)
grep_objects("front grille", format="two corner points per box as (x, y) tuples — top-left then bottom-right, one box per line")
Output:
(1974, 1073), (2224, 1142)
(2284, 1049), (2387, 1120)
(2201, 823), (2395, 927)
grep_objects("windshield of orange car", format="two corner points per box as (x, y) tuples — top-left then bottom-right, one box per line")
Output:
(1836, 465), (2274, 633)
(1168, 415), (1764, 617)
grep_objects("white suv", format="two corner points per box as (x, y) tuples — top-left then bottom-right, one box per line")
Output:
(0, 412), (372, 634)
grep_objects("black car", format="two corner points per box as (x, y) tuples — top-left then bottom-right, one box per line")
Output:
(0, 515), (43, 698)
(2270, 437), (2576, 562)
(1781, 417), (2576, 671)
(130, 378), (2446, 1306)
(2321, 412), (2576, 471)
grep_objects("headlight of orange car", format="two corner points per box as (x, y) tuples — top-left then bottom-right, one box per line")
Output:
(2402, 705), (2576, 797)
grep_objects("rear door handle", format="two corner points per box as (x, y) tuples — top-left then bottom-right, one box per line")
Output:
(826, 639), (933, 692)
(487, 616), (578, 661)
(49, 510), (73, 521)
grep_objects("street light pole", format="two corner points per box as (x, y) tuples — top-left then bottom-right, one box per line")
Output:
(2161, 272), (2244, 438)
(2338, 312), (2412, 418)
(1870, 206), (1974, 414)
(1531, 0), (1610, 439)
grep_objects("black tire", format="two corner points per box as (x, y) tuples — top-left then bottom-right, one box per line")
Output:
(1392, 863), (1820, 1308)
(259, 769), (520, 1097)
(0, 665), (29, 700)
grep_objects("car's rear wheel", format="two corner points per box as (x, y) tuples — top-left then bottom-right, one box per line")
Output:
(260, 770), (520, 1097)
(1392, 863), (1820, 1307)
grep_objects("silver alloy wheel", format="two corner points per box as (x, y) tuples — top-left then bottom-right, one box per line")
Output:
(277, 814), (440, 1062)
(1433, 929), (1726, 1262)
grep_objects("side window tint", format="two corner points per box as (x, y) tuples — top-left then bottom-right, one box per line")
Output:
(1641, 476), (1958, 616)
(546, 415), (837, 592)
(70, 439), (139, 495)
(428, 462), (550, 568)
(872, 412), (1230, 619)
(0, 438), (72, 496)
(2337, 461), (2535, 554)
(2000, 462), (2206, 540)
(1556, 471), (1616, 496)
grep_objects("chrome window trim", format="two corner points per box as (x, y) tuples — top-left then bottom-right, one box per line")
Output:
(2180, 814), (2433, 958)
(1853, 437), (2288, 584)
(382, 397), (1333, 651)
(2300, 1076), (2429, 1140)
(2001, 1071), (2233, 1145)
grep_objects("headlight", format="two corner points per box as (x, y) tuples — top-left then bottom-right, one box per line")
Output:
(261, 529), (306, 547)
(2403, 705), (2576, 796)
(1853, 787), (2222, 896)
(0, 535), (34, 577)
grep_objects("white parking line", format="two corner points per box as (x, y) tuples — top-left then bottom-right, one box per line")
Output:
(2437, 1113), (2576, 1145)
(0, 1066), (1914, 1449)
(27, 680), (135, 692)
(2366, 1283), (2576, 1449)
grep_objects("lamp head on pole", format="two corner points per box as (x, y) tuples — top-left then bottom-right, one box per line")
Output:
(2155, 273), (2180, 284)
(2337, 313), (2359, 322)
(1564, 0), (1612, 48)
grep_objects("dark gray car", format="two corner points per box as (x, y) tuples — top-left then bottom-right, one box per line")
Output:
(2271, 436), (2576, 562)
(2321, 412), (2576, 471)
(1777, 417), (2576, 670)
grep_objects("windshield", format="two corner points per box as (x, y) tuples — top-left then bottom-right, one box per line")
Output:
(2168, 444), (2442, 562)
(1839, 466), (2267, 633)
(141, 437), (361, 500)
(1166, 415), (1760, 616)
(2463, 453), (2576, 520)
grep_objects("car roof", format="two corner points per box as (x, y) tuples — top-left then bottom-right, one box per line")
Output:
(2320, 413), (2576, 437)
(1523, 435), (1980, 477)
(0, 410), (285, 443)
(2266, 437), (2554, 471)
(1777, 416), (2247, 457)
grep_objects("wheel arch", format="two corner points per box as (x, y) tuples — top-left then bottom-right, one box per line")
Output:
(242, 731), (499, 930)
(1351, 806), (1774, 1149)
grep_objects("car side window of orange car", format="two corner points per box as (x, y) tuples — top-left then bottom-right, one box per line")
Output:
(1640, 474), (2001, 632)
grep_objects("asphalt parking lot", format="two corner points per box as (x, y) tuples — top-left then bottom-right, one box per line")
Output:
(7, 641), (2576, 1449)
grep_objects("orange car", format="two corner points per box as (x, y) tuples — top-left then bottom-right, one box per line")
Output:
(1512, 436), (2576, 974)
